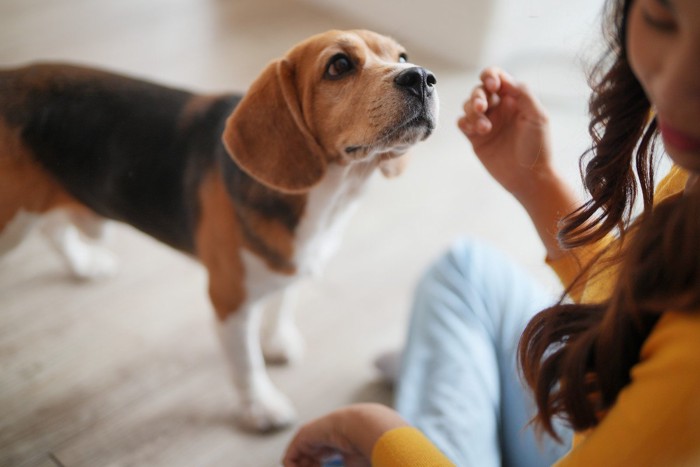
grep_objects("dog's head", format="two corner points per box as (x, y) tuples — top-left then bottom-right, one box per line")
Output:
(223, 29), (439, 193)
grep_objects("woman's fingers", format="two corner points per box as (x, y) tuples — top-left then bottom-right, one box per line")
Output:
(481, 66), (521, 97)
(481, 67), (545, 119)
(461, 86), (494, 135)
(470, 86), (489, 113)
(460, 67), (518, 136)
(479, 66), (501, 94)
(460, 66), (550, 140)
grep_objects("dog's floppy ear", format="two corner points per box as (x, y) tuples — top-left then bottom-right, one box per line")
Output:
(222, 59), (326, 193)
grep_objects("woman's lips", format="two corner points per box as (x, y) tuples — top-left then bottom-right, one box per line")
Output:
(658, 121), (700, 152)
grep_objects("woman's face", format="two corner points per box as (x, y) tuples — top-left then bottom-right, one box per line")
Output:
(627, 0), (700, 173)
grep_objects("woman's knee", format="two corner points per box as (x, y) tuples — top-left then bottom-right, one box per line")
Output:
(415, 238), (499, 300)
(411, 237), (544, 336)
(410, 238), (496, 323)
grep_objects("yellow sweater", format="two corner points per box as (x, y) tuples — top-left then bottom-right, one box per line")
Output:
(372, 166), (700, 466)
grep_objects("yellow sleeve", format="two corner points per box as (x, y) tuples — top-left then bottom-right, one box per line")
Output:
(554, 310), (700, 467)
(545, 165), (688, 304)
(371, 426), (456, 467)
(545, 236), (615, 303)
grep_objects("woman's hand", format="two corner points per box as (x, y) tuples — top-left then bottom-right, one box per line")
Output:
(282, 403), (409, 467)
(459, 67), (581, 260)
(458, 67), (554, 201)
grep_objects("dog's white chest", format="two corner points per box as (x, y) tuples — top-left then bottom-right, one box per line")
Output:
(293, 164), (371, 276)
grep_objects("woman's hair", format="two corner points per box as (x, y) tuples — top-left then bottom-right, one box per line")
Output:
(518, 0), (699, 438)
(520, 190), (700, 438)
(560, 0), (658, 248)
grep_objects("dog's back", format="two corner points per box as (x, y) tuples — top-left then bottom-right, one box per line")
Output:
(0, 64), (241, 251)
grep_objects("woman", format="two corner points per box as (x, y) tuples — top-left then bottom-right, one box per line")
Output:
(283, 0), (700, 465)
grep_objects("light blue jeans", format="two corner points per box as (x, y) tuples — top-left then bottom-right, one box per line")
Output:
(395, 238), (572, 467)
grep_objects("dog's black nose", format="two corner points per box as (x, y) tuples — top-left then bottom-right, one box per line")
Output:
(394, 67), (436, 100)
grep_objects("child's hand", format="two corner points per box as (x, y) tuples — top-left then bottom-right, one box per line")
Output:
(458, 67), (553, 200)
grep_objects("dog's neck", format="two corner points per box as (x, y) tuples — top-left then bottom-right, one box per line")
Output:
(292, 160), (377, 276)
(220, 151), (378, 276)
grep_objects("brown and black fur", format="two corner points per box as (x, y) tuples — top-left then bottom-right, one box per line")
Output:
(0, 64), (307, 312)
(2, 64), (259, 253)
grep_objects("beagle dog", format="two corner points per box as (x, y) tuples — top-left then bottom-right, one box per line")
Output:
(0, 30), (438, 432)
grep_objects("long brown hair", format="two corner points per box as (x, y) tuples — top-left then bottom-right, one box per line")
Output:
(561, 0), (658, 249)
(520, 191), (700, 438)
(518, 0), (699, 439)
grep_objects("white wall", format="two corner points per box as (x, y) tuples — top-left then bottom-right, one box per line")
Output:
(296, 0), (607, 69)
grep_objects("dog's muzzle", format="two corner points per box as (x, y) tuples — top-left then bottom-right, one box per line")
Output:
(343, 66), (438, 156)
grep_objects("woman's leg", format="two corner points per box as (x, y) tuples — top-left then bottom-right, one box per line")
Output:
(395, 238), (571, 466)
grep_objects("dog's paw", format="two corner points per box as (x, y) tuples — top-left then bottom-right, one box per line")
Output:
(262, 324), (305, 365)
(236, 388), (297, 432)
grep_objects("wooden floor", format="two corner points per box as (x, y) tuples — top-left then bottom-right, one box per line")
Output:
(0, 1), (594, 466)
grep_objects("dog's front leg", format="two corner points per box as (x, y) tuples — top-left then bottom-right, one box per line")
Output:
(262, 285), (305, 365)
(216, 301), (297, 432)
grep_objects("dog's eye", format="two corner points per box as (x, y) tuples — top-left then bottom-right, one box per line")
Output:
(325, 54), (354, 79)
(399, 53), (408, 63)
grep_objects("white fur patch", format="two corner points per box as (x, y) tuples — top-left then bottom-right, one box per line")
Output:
(0, 209), (40, 256)
(240, 250), (295, 302)
(293, 163), (374, 276)
(261, 286), (304, 365)
(40, 210), (117, 279)
(217, 303), (296, 431)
